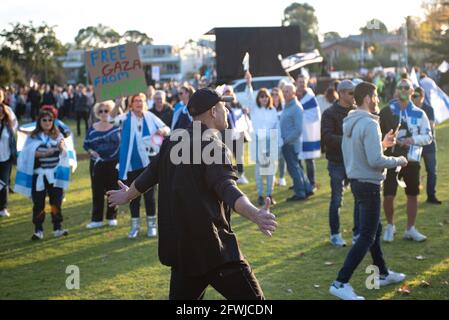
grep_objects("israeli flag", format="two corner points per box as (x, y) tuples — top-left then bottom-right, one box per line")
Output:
(420, 77), (449, 124)
(278, 50), (323, 73)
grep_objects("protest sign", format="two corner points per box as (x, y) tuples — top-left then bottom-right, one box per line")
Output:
(85, 43), (147, 102)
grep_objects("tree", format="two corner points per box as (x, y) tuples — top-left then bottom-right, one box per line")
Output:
(282, 2), (320, 51)
(122, 30), (153, 45)
(0, 58), (26, 87)
(324, 32), (341, 41)
(360, 19), (389, 36)
(0, 22), (66, 83)
(74, 24), (121, 49)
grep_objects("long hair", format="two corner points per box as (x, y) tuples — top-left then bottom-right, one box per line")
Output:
(271, 87), (285, 111)
(0, 103), (14, 129)
(256, 88), (274, 109)
(31, 110), (60, 139)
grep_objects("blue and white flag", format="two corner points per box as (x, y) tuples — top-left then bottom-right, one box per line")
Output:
(278, 50), (323, 73)
(420, 77), (449, 124)
(300, 88), (321, 160)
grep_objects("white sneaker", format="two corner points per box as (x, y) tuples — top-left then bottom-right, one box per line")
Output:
(330, 234), (347, 247)
(31, 231), (44, 241)
(237, 174), (249, 185)
(86, 221), (104, 229)
(0, 209), (10, 217)
(404, 227), (427, 242)
(379, 270), (406, 286)
(53, 229), (69, 238)
(278, 178), (287, 187)
(107, 219), (118, 227)
(329, 282), (365, 300)
(383, 224), (396, 243)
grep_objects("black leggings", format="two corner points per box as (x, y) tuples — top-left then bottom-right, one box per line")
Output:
(125, 168), (156, 218)
(90, 160), (118, 222)
(169, 260), (264, 300)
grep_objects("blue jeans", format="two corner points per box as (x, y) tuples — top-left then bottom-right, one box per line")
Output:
(278, 147), (285, 179)
(336, 180), (388, 284)
(328, 161), (360, 237)
(255, 164), (274, 197)
(422, 150), (437, 198)
(300, 159), (316, 187)
(282, 143), (312, 198)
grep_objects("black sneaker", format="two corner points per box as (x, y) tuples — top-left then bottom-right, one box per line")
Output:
(286, 195), (307, 202)
(427, 197), (442, 205)
(257, 196), (265, 206)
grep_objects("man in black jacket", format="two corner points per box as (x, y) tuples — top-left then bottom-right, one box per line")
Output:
(107, 88), (277, 300)
(321, 80), (357, 247)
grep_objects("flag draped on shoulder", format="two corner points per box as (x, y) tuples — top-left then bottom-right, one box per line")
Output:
(300, 88), (321, 160)
(420, 77), (449, 124)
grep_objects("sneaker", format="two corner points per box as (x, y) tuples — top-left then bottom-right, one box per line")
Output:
(31, 231), (44, 241)
(278, 178), (287, 187)
(329, 282), (365, 300)
(404, 226), (427, 242)
(379, 270), (406, 286)
(128, 218), (140, 239)
(86, 221), (104, 229)
(54, 229), (69, 238)
(330, 234), (347, 247)
(286, 195), (307, 202)
(237, 174), (249, 185)
(268, 196), (277, 206)
(426, 197), (442, 205)
(0, 209), (10, 218)
(383, 224), (396, 243)
(107, 219), (118, 227)
(257, 196), (265, 206)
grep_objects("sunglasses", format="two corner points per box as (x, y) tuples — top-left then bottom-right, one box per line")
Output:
(41, 118), (53, 123)
(398, 85), (411, 91)
(412, 94), (421, 99)
(347, 91), (354, 96)
(98, 109), (109, 114)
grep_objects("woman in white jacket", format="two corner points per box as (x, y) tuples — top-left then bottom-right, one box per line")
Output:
(245, 72), (279, 206)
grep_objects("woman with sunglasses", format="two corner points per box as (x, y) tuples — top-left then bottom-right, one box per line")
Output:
(245, 71), (279, 206)
(15, 110), (71, 240)
(84, 101), (121, 229)
(113, 93), (170, 238)
(172, 85), (195, 130)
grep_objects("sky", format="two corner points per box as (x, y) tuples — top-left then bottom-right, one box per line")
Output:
(2, 0), (425, 46)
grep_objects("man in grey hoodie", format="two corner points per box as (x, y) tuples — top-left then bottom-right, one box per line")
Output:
(329, 82), (408, 300)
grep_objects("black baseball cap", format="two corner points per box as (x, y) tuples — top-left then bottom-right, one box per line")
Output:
(187, 88), (234, 117)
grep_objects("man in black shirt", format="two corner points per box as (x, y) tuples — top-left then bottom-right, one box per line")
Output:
(108, 88), (277, 300)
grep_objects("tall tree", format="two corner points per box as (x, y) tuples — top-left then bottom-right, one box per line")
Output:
(0, 22), (66, 83)
(323, 32), (341, 41)
(74, 24), (121, 49)
(282, 2), (320, 50)
(122, 30), (153, 45)
(360, 19), (389, 36)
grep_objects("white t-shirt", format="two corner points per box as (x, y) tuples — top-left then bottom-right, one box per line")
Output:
(0, 127), (11, 162)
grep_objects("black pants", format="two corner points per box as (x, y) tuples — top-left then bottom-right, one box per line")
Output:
(76, 111), (89, 136)
(125, 168), (156, 218)
(169, 261), (265, 300)
(90, 160), (118, 222)
(31, 175), (64, 232)
(0, 159), (12, 210)
(336, 180), (388, 283)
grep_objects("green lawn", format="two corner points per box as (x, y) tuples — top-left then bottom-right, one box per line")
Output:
(0, 120), (448, 300)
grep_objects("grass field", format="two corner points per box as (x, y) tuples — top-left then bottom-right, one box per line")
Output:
(0, 119), (448, 300)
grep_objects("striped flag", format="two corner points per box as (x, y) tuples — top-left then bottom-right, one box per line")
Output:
(278, 50), (323, 73)
(420, 77), (449, 124)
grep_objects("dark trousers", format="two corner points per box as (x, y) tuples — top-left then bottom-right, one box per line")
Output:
(76, 111), (89, 136)
(31, 104), (40, 120)
(89, 160), (118, 222)
(327, 161), (359, 236)
(336, 180), (388, 283)
(31, 175), (64, 232)
(0, 159), (12, 210)
(169, 261), (264, 300)
(300, 159), (316, 187)
(422, 150), (437, 199)
(232, 139), (244, 174)
(282, 143), (312, 198)
(126, 168), (156, 218)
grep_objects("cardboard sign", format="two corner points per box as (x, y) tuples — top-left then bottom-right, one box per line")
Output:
(85, 43), (147, 102)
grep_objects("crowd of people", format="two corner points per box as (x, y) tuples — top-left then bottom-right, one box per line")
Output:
(0, 66), (444, 300)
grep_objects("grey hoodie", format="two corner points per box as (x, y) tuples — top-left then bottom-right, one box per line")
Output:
(342, 109), (405, 185)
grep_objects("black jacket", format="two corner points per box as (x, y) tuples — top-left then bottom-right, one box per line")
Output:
(321, 101), (355, 164)
(135, 122), (245, 276)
